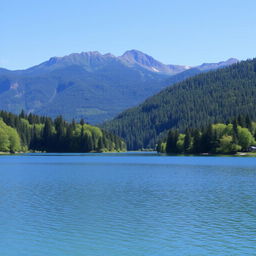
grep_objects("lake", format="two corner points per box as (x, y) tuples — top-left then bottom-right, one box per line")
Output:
(0, 153), (255, 255)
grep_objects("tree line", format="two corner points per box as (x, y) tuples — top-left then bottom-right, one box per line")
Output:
(157, 115), (256, 154)
(0, 110), (126, 153)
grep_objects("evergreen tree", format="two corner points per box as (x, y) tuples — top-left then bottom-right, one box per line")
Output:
(97, 137), (104, 152)
(19, 109), (26, 119)
(201, 125), (214, 153)
(245, 115), (252, 132)
(80, 119), (85, 126)
(184, 129), (192, 153)
(192, 129), (201, 154)
(232, 119), (238, 143)
(166, 130), (179, 153)
(42, 119), (53, 150)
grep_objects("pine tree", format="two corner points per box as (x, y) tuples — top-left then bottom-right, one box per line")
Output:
(201, 125), (214, 153)
(232, 119), (238, 143)
(166, 130), (179, 153)
(245, 115), (252, 132)
(184, 129), (192, 153)
(19, 109), (26, 119)
(80, 119), (85, 126)
(42, 119), (53, 151)
(192, 129), (201, 154)
(97, 137), (104, 151)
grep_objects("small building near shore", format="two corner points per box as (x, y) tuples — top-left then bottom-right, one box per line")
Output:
(248, 146), (256, 151)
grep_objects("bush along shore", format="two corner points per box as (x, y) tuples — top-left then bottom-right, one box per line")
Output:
(157, 115), (256, 155)
(0, 110), (126, 153)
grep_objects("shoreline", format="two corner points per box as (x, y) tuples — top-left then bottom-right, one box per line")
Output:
(1, 151), (256, 157)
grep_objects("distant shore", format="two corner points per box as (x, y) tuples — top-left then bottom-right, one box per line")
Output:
(1, 151), (256, 156)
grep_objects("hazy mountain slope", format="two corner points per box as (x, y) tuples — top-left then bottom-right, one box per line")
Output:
(119, 50), (190, 75)
(0, 52), (168, 123)
(0, 50), (238, 124)
(35, 64), (168, 123)
(102, 59), (255, 150)
(162, 58), (239, 87)
(196, 58), (239, 71)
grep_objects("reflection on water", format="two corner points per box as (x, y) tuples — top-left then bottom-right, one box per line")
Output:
(0, 154), (255, 255)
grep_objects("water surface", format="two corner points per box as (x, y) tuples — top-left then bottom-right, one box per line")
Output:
(0, 153), (255, 255)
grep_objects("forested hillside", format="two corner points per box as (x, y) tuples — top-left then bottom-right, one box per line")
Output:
(103, 58), (256, 150)
(0, 111), (126, 153)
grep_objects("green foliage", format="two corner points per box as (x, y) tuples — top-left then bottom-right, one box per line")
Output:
(157, 142), (166, 153)
(0, 119), (21, 152)
(184, 129), (192, 153)
(237, 127), (255, 151)
(176, 134), (185, 153)
(217, 135), (241, 154)
(7, 126), (21, 152)
(0, 123), (10, 151)
(0, 110), (126, 153)
(104, 59), (256, 150)
(159, 117), (256, 154)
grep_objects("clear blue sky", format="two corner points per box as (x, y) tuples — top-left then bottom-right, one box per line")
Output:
(1, 0), (255, 70)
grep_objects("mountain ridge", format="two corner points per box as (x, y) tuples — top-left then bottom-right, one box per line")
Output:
(0, 50), (238, 124)
(1, 50), (238, 75)
(119, 49), (191, 75)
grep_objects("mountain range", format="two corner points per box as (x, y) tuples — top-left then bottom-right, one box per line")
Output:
(0, 50), (238, 124)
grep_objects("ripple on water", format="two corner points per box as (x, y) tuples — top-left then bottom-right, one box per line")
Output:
(0, 154), (255, 256)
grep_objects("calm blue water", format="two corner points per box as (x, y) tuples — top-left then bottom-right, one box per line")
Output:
(0, 153), (256, 256)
